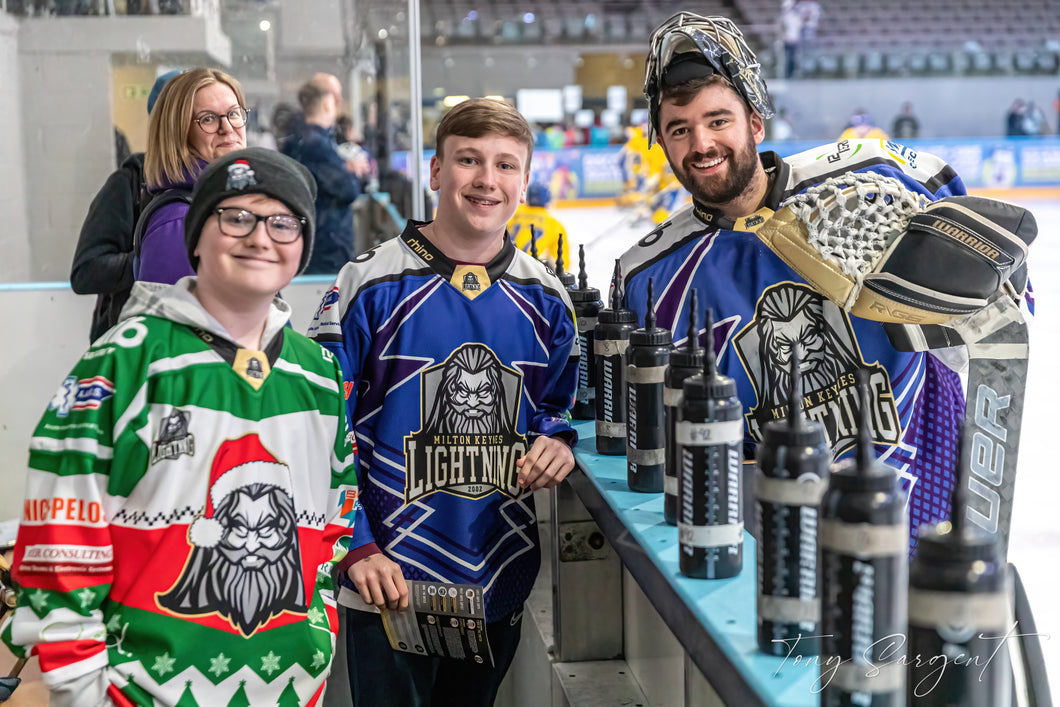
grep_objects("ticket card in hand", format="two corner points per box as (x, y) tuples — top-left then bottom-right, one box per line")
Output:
(380, 580), (494, 666)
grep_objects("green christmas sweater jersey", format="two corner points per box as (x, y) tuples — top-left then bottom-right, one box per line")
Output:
(1, 280), (358, 707)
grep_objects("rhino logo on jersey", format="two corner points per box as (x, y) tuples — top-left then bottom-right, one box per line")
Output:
(733, 282), (900, 457)
(404, 344), (527, 501)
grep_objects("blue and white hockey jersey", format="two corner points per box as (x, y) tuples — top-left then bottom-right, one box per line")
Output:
(309, 221), (579, 622)
(619, 140), (968, 548)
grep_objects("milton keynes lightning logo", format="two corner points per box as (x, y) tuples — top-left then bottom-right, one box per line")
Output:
(404, 344), (527, 503)
(733, 283), (900, 458)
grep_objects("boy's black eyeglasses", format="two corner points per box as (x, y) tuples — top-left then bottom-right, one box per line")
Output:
(195, 107), (250, 133)
(215, 208), (305, 243)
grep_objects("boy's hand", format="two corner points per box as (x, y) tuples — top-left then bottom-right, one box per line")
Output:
(515, 435), (575, 491)
(347, 552), (409, 611)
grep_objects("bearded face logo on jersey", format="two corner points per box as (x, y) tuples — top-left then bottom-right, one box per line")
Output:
(734, 283), (901, 457)
(426, 345), (508, 435)
(157, 435), (306, 635)
(405, 344), (527, 502)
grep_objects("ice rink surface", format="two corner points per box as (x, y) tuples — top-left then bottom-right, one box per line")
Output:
(558, 196), (1060, 690)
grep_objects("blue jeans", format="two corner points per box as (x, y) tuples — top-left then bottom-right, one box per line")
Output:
(345, 606), (524, 707)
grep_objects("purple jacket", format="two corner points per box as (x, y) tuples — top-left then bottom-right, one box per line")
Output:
(136, 162), (203, 285)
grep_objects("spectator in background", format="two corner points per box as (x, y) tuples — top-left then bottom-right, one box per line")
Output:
(771, 107), (795, 142)
(839, 108), (888, 141)
(269, 101), (297, 151)
(798, 0), (821, 44)
(336, 113), (376, 179)
(781, 0), (804, 78)
(1006, 99), (1028, 136)
(1023, 101), (1049, 136)
(70, 69), (180, 342)
(891, 101), (920, 139)
(113, 127), (132, 167)
(136, 68), (249, 284)
(283, 78), (369, 273)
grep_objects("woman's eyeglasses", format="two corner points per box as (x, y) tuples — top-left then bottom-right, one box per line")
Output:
(195, 107), (250, 134)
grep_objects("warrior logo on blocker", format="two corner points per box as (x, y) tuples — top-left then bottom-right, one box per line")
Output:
(404, 344), (527, 502)
(733, 283), (901, 457)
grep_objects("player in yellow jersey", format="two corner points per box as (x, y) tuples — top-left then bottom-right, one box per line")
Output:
(508, 182), (572, 268)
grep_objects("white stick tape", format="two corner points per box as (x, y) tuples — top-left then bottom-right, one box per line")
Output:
(595, 339), (629, 356)
(678, 521), (744, 548)
(676, 420), (744, 446)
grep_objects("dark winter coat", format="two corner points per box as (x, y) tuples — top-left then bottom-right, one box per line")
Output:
(70, 152), (145, 342)
(282, 123), (362, 274)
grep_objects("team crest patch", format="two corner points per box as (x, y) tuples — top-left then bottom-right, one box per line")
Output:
(404, 344), (527, 502)
(226, 159), (258, 190)
(150, 408), (195, 465)
(157, 434), (306, 636)
(315, 286), (340, 318)
(450, 265), (490, 300)
(233, 349), (271, 390)
(733, 283), (900, 458)
(48, 375), (115, 418)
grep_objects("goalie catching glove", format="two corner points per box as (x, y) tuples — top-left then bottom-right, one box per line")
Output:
(756, 172), (1036, 324)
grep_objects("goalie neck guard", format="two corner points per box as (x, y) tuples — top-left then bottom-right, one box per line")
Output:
(644, 12), (775, 143)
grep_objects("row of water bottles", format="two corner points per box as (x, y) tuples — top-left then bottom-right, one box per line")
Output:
(560, 256), (1011, 707)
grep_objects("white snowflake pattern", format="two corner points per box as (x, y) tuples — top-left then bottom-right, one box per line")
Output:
(307, 606), (324, 625)
(28, 590), (47, 614)
(208, 652), (231, 677)
(310, 650), (327, 669)
(105, 614), (122, 633)
(261, 651), (281, 676)
(152, 652), (176, 677)
(76, 587), (96, 609)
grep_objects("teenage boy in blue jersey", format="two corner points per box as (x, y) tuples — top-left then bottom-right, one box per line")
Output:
(308, 97), (579, 706)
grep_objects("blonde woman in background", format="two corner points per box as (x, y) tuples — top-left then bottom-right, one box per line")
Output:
(136, 68), (248, 284)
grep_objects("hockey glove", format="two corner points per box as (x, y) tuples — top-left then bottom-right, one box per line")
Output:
(756, 172), (1036, 325)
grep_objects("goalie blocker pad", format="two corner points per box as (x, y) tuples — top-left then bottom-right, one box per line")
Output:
(758, 186), (1036, 325)
(859, 196), (1035, 323)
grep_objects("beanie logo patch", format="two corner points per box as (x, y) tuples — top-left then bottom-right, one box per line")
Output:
(226, 160), (258, 190)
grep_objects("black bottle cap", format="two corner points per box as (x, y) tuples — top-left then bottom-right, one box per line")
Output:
(670, 290), (705, 370)
(568, 245), (600, 303)
(683, 308), (737, 400)
(598, 259), (637, 325)
(630, 278), (673, 346)
(829, 368), (897, 492)
(914, 519), (1004, 565)
(556, 232), (577, 289)
(760, 349), (828, 449)
(529, 225), (540, 260)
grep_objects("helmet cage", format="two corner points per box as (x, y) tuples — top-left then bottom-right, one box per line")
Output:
(644, 13), (775, 142)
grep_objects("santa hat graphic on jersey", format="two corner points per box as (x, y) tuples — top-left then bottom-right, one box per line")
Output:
(189, 434), (294, 548)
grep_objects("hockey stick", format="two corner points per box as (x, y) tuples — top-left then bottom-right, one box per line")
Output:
(885, 294), (1029, 559)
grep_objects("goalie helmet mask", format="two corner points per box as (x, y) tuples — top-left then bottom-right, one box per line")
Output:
(644, 13), (775, 143)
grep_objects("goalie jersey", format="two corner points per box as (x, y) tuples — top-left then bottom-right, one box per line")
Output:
(619, 139), (969, 549)
(309, 221), (579, 623)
